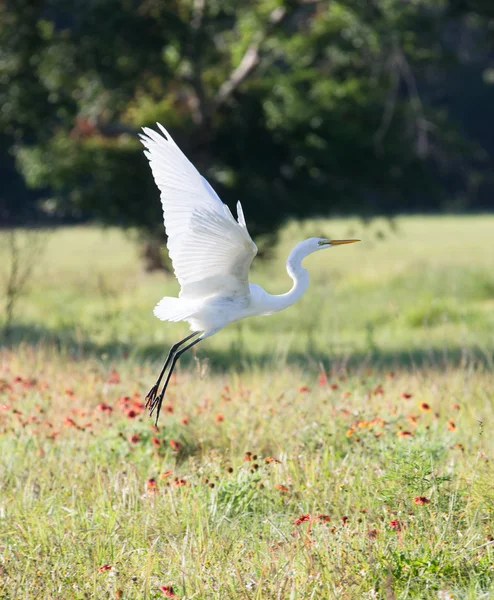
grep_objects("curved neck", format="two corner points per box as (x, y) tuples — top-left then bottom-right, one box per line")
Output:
(271, 243), (310, 312)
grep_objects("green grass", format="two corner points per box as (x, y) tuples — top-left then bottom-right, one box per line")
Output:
(0, 215), (494, 598)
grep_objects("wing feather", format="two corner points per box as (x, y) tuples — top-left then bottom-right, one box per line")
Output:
(140, 124), (257, 299)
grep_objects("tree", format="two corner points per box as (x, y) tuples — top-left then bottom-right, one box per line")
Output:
(1, 0), (492, 265)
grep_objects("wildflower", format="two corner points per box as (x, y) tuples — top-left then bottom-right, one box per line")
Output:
(298, 386), (310, 393)
(447, 419), (457, 431)
(164, 405), (174, 413)
(366, 529), (378, 539)
(293, 514), (311, 525)
(318, 373), (327, 386)
(215, 413), (224, 423)
(129, 433), (141, 444)
(98, 564), (112, 572)
(451, 403), (460, 411)
(401, 392), (413, 399)
(346, 427), (355, 438)
(107, 369), (121, 384)
(419, 402), (431, 412)
(397, 430), (413, 438)
(243, 451), (253, 461)
(329, 383), (339, 391)
(341, 515), (348, 525)
(65, 388), (75, 398)
(63, 417), (77, 428)
(126, 409), (137, 419)
(274, 484), (289, 493)
(316, 514), (331, 523)
(147, 478), (157, 491)
(160, 470), (173, 479)
(454, 443), (464, 452)
(407, 415), (419, 425)
(173, 478), (186, 487)
(151, 437), (160, 447)
(169, 439), (181, 451)
(265, 456), (281, 464)
(372, 384), (384, 396)
(413, 496), (430, 505)
(96, 402), (113, 413)
(160, 585), (176, 597)
(389, 519), (402, 531)
(181, 416), (189, 425)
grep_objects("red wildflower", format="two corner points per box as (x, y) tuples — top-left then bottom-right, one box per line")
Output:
(243, 452), (253, 461)
(126, 409), (137, 419)
(173, 478), (186, 487)
(298, 386), (310, 393)
(160, 585), (176, 598)
(96, 402), (113, 413)
(181, 416), (189, 425)
(63, 417), (77, 428)
(329, 383), (339, 391)
(107, 369), (121, 384)
(265, 456), (281, 464)
(164, 405), (174, 414)
(274, 484), (289, 493)
(129, 433), (141, 444)
(401, 392), (413, 399)
(341, 515), (348, 525)
(65, 388), (75, 397)
(366, 529), (378, 539)
(373, 384), (384, 396)
(293, 514), (311, 526)
(447, 419), (457, 431)
(151, 437), (160, 447)
(147, 478), (157, 490)
(98, 564), (112, 572)
(318, 373), (327, 386)
(397, 430), (413, 438)
(160, 470), (173, 479)
(413, 496), (430, 505)
(215, 413), (224, 423)
(169, 439), (181, 451)
(389, 519), (402, 531)
(451, 403), (460, 411)
(419, 402), (431, 412)
(316, 514), (331, 523)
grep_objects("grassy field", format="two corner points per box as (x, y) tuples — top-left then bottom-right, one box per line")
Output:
(1, 215), (493, 599)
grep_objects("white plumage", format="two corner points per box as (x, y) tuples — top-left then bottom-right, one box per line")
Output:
(139, 123), (359, 423)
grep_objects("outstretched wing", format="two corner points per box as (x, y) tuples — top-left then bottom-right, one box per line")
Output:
(140, 124), (257, 299)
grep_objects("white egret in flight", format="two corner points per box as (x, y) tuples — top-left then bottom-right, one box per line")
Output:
(140, 124), (359, 424)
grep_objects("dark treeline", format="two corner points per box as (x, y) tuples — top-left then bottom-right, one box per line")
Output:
(1, 1), (493, 246)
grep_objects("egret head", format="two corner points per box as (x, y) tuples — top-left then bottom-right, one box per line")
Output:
(290, 237), (360, 264)
(316, 238), (360, 250)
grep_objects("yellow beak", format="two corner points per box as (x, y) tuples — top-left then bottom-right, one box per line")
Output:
(330, 239), (360, 246)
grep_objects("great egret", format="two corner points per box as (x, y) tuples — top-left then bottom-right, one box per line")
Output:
(140, 124), (359, 424)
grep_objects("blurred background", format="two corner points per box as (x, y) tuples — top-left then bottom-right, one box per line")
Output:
(0, 0), (493, 365)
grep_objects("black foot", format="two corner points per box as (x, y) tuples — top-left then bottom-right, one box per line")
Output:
(145, 383), (160, 412)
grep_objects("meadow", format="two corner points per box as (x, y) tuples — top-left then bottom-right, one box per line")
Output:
(1, 215), (493, 599)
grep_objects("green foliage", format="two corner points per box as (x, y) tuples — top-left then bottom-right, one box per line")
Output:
(2, 0), (493, 238)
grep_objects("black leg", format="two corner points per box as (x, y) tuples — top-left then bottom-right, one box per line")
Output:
(150, 336), (203, 425)
(145, 332), (200, 414)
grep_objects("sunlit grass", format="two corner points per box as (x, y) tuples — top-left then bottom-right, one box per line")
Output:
(0, 348), (493, 598)
(1, 215), (493, 598)
(1, 215), (493, 366)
